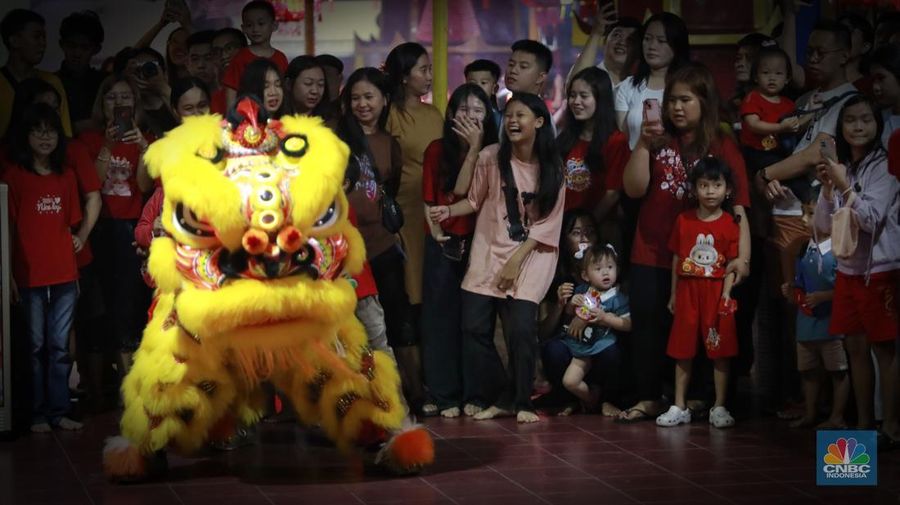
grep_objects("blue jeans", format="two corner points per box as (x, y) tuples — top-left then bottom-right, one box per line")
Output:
(21, 281), (78, 424)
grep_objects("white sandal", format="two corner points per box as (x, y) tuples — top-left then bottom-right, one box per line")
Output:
(709, 406), (735, 429)
(655, 405), (691, 427)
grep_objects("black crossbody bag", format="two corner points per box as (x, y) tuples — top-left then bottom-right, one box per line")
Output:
(500, 165), (533, 242)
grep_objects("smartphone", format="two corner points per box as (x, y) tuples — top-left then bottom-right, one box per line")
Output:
(441, 235), (466, 262)
(819, 138), (837, 163)
(643, 98), (661, 124)
(113, 106), (133, 140)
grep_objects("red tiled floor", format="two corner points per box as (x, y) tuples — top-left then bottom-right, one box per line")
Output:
(4, 411), (900, 504)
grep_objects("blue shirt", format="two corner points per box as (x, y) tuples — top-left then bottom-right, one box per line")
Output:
(564, 285), (630, 357)
(794, 239), (838, 342)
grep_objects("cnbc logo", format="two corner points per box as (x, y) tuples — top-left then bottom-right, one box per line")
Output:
(817, 431), (877, 486)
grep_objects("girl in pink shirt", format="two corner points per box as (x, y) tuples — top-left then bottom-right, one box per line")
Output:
(430, 93), (565, 423)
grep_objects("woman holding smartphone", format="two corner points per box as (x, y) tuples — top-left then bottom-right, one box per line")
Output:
(618, 63), (751, 423)
(615, 12), (691, 150)
(77, 74), (154, 377)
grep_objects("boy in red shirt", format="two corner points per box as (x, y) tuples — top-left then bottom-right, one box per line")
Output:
(3, 104), (83, 432)
(223, 1), (288, 110)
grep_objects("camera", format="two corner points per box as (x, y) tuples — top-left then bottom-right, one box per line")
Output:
(140, 60), (160, 79)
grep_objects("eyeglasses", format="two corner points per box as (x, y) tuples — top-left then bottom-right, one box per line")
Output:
(30, 128), (59, 139)
(805, 47), (843, 60)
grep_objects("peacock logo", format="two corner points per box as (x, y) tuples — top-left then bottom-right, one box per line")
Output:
(823, 437), (870, 465)
(817, 432), (877, 486)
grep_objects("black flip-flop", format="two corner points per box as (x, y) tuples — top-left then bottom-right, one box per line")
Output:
(614, 407), (655, 424)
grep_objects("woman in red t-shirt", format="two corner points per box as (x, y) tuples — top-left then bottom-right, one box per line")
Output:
(556, 67), (619, 214)
(618, 63), (751, 423)
(421, 84), (499, 418)
(2, 104), (84, 432)
(78, 74), (154, 374)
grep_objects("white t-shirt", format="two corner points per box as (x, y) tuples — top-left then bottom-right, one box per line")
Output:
(882, 109), (900, 149)
(615, 76), (664, 150)
(772, 82), (858, 216)
(597, 60), (624, 94)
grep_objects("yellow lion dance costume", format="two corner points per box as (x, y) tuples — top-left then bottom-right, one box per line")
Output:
(102, 98), (433, 480)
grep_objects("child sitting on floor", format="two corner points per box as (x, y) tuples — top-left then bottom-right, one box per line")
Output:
(561, 243), (631, 416)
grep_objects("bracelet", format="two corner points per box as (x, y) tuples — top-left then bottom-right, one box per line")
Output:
(447, 206), (453, 218)
(760, 168), (772, 183)
(841, 187), (853, 198)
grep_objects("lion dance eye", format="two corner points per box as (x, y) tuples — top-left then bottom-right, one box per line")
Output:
(312, 200), (339, 230)
(174, 203), (217, 241)
(281, 134), (308, 158)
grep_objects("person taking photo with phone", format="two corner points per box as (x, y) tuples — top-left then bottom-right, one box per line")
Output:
(814, 95), (900, 450)
(618, 63), (751, 423)
(77, 73), (153, 381)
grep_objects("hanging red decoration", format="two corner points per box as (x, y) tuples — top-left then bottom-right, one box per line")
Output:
(269, 0), (327, 23)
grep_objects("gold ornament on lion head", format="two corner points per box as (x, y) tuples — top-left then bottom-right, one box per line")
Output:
(142, 96), (365, 342)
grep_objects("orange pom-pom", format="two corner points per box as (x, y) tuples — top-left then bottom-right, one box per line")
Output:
(242, 229), (269, 255)
(102, 436), (147, 481)
(277, 226), (303, 253)
(387, 427), (434, 470)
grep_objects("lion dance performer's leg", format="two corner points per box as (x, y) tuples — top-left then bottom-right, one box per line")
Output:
(273, 317), (434, 473)
(102, 294), (255, 480)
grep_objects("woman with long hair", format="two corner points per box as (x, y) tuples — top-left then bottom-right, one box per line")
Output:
(336, 67), (424, 410)
(618, 63), (751, 423)
(421, 83), (499, 417)
(556, 67), (631, 255)
(615, 12), (691, 150)
(429, 93), (565, 423)
(383, 42), (443, 411)
(77, 74), (154, 377)
(238, 59), (286, 118)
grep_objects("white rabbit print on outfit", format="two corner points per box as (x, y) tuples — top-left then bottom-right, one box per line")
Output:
(684, 234), (722, 277)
